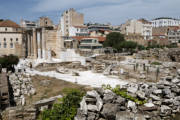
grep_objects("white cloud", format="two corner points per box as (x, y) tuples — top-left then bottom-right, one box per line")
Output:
(32, 0), (180, 25)
(33, 0), (131, 12)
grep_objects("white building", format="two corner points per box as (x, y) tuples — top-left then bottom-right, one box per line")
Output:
(151, 17), (180, 27)
(69, 26), (89, 37)
(20, 19), (37, 29)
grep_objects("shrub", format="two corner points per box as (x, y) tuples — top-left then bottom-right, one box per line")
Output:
(38, 88), (85, 120)
(151, 62), (162, 65)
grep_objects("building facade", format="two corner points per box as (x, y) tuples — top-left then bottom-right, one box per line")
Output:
(60, 8), (84, 36)
(151, 17), (180, 27)
(79, 38), (102, 51)
(168, 28), (180, 44)
(20, 20), (37, 30)
(0, 20), (25, 57)
(121, 19), (152, 45)
(69, 26), (89, 37)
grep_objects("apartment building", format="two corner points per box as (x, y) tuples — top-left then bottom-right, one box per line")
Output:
(20, 20), (37, 30)
(69, 25), (89, 37)
(60, 8), (84, 36)
(168, 28), (180, 44)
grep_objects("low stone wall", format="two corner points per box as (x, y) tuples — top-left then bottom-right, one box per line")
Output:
(75, 70), (180, 120)
(136, 48), (180, 62)
(1, 106), (36, 120)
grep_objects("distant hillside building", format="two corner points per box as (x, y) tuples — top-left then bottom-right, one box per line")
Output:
(60, 8), (84, 36)
(151, 17), (180, 27)
(0, 20), (25, 57)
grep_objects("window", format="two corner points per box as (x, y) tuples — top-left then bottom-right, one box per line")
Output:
(0, 43), (1, 48)
(16, 38), (18, 42)
(10, 38), (13, 42)
(10, 43), (13, 48)
(45, 21), (48, 25)
(4, 43), (7, 48)
(5, 28), (7, 31)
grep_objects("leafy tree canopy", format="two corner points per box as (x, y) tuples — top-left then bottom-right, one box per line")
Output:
(103, 32), (125, 50)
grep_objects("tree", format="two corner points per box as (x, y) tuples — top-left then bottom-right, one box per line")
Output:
(103, 32), (125, 50)
(0, 55), (19, 72)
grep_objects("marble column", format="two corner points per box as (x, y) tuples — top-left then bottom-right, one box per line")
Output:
(30, 33), (34, 57)
(42, 28), (46, 59)
(48, 48), (52, 60)
(37, 31), (41, 59)
(33, 28), (37, 59)
(27, 33), (31, 57)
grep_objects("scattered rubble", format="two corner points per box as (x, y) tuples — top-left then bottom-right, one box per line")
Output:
(9, 72), (36, 106)
(75, 69), (180, 120)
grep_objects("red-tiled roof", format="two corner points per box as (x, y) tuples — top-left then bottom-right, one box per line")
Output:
(0, 20), (20, 28)
(72, 36), (106, 42)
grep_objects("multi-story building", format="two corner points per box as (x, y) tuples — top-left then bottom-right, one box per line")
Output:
(20, 19), (37, 30)
(87, 23), (112, 32)
(69, 25), (89, 37)
(79, 38), (102, 51)
(121, 19), (152, 45)
(0, 20), (25, 57)
(167, 28), (180, 44)
(151, 17), (180, 27)
(60, 8), (84, 36)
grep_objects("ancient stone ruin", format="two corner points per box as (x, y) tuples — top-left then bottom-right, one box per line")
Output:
(136, 48), (180, 62)
(75, 70), (180, 120)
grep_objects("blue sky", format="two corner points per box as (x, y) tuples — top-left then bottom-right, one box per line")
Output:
(0, 0), (180, 25)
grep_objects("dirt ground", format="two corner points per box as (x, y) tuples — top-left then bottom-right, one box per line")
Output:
(25, 75), (91, 105)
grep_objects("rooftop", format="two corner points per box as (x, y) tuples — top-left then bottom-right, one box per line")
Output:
(153, 17), (180, 21)
(0, 20), (20, 28)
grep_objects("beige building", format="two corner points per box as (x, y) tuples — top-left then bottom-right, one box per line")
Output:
(0, 20), (25, 57)
(39, 17), (54, 27)
(121, 19), (152, 41)
(60, 8), (84, 36)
